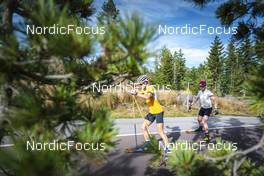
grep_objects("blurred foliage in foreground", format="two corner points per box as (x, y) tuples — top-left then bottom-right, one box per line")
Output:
(147, 138), (264, 176)
(0, 0), (263, 175)
(0, 0), (156, 175)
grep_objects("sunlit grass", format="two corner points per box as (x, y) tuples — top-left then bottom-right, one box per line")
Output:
(79, 90), (254, 118)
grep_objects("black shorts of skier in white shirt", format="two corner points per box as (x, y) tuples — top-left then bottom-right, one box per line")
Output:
(198, 107), (212, 117)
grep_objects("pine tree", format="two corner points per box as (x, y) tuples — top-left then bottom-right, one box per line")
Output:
(191, 0), (264, 40)
(239, 37), (256, 78)
(97, 4), (156, 78)
(155, 47), (174, 86)
(99, 0), (119, 21)
(185, 67), (199, 94)
(97, 0), (120, 72)
(206, 36), (225, 95)
(152, 56), (162, 85)
(247, 36), (264, 115)
(223, 41), (234, 95)
(224, 40), (242, 95)
(173, 49), (186, 90)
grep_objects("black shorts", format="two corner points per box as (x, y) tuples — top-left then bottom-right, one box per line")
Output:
(198, 107), (212, 117)
(145, 112), (164, 124)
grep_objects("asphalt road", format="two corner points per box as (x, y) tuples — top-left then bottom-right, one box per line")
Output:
(0, 116), (263, 176)
(87, 116), (264, 176)
(115, 116), (261, 137)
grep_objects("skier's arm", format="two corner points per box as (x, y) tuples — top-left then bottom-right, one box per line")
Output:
(192, 94), (199, 106)
(210, 95), (218, 109)
(136, 92), (152, 99)
(127, 89), (152, 99)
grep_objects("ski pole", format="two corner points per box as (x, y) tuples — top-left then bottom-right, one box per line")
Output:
(132, 97), (138, 147)
(133, 96), (151, 137)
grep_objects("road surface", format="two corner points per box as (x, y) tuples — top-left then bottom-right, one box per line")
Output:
(115, 116), (261, 137)
(87, 116), (264, 176)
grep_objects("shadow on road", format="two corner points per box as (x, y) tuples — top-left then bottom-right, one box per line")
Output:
(86, 117), (264, 176)
(89, 150), (144, 176)
(166, 125), (181, 142)
(84, 136), (153, 176)
(219, 126), (264, 164)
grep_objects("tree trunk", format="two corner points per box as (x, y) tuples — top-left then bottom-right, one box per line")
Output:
(2, 0), (15, 36)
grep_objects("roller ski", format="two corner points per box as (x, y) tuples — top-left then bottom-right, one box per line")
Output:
(125, 147), (145, 153)
(186, 125), (203, 133)
(125, 141), (150, 153)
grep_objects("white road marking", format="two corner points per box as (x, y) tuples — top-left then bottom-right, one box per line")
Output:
(0, 124), (261, 147)
(116, 124), (262, 137)
(0, 144), (14, 147)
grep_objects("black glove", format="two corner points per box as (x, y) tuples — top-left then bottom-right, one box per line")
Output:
(213, 108), (219, 115)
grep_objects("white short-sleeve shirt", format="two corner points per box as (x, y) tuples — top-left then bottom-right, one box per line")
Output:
(197, 89), (214, 108)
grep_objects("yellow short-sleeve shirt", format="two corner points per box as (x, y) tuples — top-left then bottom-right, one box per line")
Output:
(140, 85), (164, 114)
